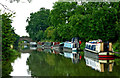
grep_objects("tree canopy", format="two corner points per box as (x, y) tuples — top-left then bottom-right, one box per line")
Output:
(26, 2), (120, 42)
(2, 12), (20, 61)
(26, 8), (50, 41)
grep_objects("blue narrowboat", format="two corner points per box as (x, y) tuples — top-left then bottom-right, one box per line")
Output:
(63, 37), (81, 52)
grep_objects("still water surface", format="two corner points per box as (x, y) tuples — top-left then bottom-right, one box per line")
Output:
(9, 47), (120, 76)
(10, 53), (31, 76)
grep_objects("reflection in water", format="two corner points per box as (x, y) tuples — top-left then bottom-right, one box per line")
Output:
(27, 51), (82, 76)
(2, 51), (20, 77)
(26, 50), (120, 76)
(2, 61), (13, 76)
(84, 51), (114, 72)
(8, 47), (120, 76)
(30, 47), (37, 50)
(10, 53), (31, 76)
(24, 45), (28, 48)
(43, 49), (52, 53)
(37, 47), (43, 52)
(63, 52), (81, 64)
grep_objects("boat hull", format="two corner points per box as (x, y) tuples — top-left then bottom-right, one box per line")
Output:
(63, 47), (77, 52)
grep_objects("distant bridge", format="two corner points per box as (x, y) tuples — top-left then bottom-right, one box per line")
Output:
(19, 37), (33, 42)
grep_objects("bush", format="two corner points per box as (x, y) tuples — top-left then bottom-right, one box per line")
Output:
(80, 41), (85, 51)
(113, 41), (120, 52)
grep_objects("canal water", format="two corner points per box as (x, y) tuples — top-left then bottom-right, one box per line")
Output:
(8, 46), (120, 76)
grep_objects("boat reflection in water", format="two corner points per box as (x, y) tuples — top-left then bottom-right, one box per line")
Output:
(37, 47), (82, 64)
(52, 50), (61, 54)
(37, 47), (43, 52)
(84, 51), (114, 72)
(24, 45), (28, 48)
(37, 47), (52, 53)
(30, 47), (37, 50)
(43, 49), (52, 53)
(63, 51), (82, 64)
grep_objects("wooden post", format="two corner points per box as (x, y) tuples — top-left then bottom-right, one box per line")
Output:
(109, 42), (112, 51)
(100, 63), (104, 72)
(100, 43), (104, 52)
(109, 63), (113, 72)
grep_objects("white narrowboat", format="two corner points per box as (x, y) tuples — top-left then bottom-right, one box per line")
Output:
(84, 39), (114, 56)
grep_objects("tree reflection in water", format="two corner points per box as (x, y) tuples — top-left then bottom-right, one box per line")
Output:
(26, 50), (120, 76)
(2, 52), (21, 77)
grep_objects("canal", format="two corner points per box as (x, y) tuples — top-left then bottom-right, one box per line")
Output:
(7, 46), (120, 76)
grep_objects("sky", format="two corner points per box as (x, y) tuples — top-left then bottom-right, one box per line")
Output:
(0, 0), (57, 37)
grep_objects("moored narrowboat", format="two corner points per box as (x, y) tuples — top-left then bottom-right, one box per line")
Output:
(52, 42), (64, 51)
(84, 39), (114, 57)
(30, 42), (37, 47)
(51, 42), (60, 48)
(63, 42), (77, 52)
(43, 42), (53, 49)
(63, 37), (81, 52)
(37, 42), (44, 48)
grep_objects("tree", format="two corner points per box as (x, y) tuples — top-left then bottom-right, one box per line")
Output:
(44, 26), (55, 40)
(26, 8), (50, 41)
(2, 13), (19, 60)
(68, 2), (118, 42)
(50, 2), (77, 41)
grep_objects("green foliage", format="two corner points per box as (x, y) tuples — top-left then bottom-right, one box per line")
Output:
(80, 41), (85, 51)
(50, 2), (77, 26)
(114, 59), (120, 66)
(113, 41), (120, 52)
(1, 12), (20, 77)
(44, 26), (55, 40)
(50, 2), (77, 41)
(36, 30), (44, 41)
(2, 49), (20, 77)
(26, 8), (50, 41)
(2, 13), (20, 61)
(26, 2), (120, 45)
(49, 2), (119, 42)
(2, 13), (15, 50)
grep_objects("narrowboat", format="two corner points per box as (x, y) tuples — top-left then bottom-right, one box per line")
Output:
(84, 39), (114, 57)
(30, 42), (37, 50)
(52, 42), (64, 51)
(63, 37), (81, 52)
(37, 42), (44, 48)
(43, 42), (53, 49)
(30, 42), (37, 47)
